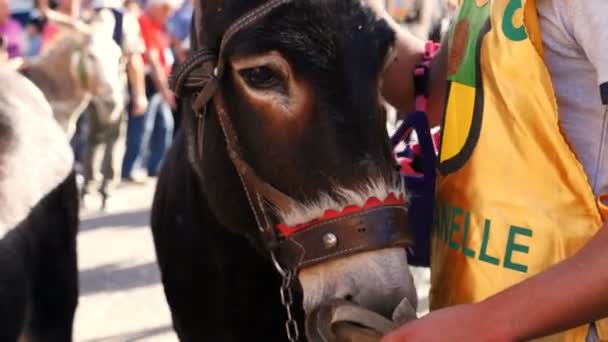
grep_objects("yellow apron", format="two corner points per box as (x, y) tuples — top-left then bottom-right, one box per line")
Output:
(431, 0), (608, 340)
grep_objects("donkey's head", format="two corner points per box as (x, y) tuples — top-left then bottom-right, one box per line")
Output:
(180, 0), (417, 321)
(25, 9), (124, 137)
(83, 9), (127, 124)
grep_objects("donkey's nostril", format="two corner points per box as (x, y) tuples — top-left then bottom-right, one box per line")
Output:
(344, 294), (354, 301)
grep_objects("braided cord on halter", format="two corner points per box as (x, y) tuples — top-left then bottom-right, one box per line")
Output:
(69, 44), (93, 93)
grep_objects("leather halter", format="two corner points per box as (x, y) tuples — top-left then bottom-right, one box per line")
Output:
(72, 45), (94, 93)
(169, 0), (413, 272)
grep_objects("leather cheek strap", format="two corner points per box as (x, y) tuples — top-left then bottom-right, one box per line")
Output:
(274, 206), (413, 271)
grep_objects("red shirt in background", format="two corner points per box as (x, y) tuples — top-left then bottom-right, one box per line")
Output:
(40, 22), (59, 52)
(138, 13), (173, 76)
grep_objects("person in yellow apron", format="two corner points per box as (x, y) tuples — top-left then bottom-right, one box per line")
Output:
(366, 0), (608, 340)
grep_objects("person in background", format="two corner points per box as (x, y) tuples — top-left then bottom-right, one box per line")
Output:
(0, 36), (7, 62)
(121, 0), (175, 182)
(80, 0), (147, 207)
(24, 9), (45, 56)
(0, 0), (23, 59)
(167, 0), (190, 64)
(123, 0), (140, 17)
(39, 0), (81, 52)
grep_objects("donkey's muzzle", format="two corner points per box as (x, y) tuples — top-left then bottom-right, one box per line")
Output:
(274, 206), (412, 271)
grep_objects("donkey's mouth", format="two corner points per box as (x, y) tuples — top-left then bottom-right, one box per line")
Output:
(276, 192), (407, 236)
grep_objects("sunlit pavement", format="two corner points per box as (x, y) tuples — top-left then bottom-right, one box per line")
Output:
(74, 179), (177, 342)
(72, 178), (430, 342)
(412, 266), (431, 316)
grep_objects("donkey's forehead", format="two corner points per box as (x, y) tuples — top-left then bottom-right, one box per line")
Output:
(197, 0), (391, 53)
(195, 0), (265, 47)
(210, 1), (394, 76)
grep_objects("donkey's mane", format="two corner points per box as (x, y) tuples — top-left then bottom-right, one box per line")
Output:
(219, 1), (391, 71)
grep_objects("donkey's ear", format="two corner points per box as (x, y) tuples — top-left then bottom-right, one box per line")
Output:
(42, 9), (93, 36)
(190, 0), (205, 50)
(191, 0), (228, 50)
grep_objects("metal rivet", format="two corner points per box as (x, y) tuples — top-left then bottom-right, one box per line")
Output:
(323, 233), (338, 249)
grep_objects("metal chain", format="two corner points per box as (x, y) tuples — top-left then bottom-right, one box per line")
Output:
(279, 269), (299, 342)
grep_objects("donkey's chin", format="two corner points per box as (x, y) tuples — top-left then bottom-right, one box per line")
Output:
(298, 247), (417, 320)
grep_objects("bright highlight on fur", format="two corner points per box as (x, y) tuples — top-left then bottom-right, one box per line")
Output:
(276, 176), (408, 227)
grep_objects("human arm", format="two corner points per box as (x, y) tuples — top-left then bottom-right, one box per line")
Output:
(170, 35), (187, 64)
(138, 14), (175, 109)
(123, 12), (148, 115)
(567, 0), (608, 105)
(145, 47), (175, 109)
(382, 221), (608, 342)
(368, 0), (424, 113)
(367, 0), (448, 127)
(126, 52), (148, 115)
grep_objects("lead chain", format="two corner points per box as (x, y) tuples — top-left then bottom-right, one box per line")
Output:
(279, 269), (299, 342)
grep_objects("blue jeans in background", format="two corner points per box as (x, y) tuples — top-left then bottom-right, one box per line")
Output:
(121, 93), (174, 179)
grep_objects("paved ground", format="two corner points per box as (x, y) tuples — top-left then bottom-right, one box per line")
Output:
(73, 180), (430, 342)
(74, 181), (177, 342)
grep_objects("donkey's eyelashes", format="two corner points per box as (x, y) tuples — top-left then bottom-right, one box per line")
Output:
(231, 51), (290, 95)
(239, 66), (284, 91)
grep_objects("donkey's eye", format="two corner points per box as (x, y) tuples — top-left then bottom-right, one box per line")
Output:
(239, 66), (282, 90)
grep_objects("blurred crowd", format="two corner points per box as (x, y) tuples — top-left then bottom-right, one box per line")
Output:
(0, 0), (456, 209)
(1, 0), (192, 206)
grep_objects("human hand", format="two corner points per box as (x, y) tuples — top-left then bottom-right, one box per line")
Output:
(161, 87), (177, 110)
(131, 94), (148, 116)
(381, 304), (512, 342)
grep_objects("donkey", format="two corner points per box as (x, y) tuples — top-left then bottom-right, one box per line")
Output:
(0, 66), (79, 341)
(151, 1), (420, 340)
(20, 9), (124, 138)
